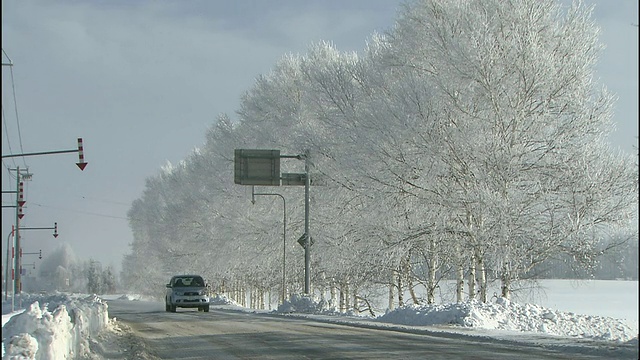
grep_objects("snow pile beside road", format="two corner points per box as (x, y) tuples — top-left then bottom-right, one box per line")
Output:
(277, 293), (366, 315)
(378, 297), (637, 342)
(210, 294), (238, 306)
(2, 288), (637, 359)
(277, 293), (637, 343)
(2, 293), (109, 359)
(277, 294), (329, 314)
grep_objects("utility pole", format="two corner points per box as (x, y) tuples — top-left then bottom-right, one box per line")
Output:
(12, 167), (25, 309)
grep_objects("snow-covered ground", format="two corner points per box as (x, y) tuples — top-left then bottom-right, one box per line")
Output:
(2, 280), (638, 359)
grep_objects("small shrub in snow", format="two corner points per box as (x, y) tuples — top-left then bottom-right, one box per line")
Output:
(276, 294), (328, 314)
(209, 294), (237, 306)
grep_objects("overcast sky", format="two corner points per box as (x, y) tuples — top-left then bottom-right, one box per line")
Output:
(2, 0), (638, 276)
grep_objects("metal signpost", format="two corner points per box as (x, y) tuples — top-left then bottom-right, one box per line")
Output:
(234, 149), (312, 295)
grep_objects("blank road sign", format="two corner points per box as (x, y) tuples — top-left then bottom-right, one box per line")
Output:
(234, 149), (281, 186)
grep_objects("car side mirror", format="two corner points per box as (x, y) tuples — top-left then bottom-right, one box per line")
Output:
(166, 284), (171, 288)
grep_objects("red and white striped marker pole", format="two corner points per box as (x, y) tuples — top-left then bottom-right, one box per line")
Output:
(76, 138), (88, 171)
(18, 182), (25, 219)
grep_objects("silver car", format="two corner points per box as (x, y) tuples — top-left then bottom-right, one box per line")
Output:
(165, 275), (210, 312)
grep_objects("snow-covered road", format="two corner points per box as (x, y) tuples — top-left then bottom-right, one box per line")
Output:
(105, 298), (637, 359)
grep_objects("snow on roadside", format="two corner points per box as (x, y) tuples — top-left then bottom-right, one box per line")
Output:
(2, 293), (109, 359)
(278, 294), (638, 343)
(209, 294), (239, 306)
(1, 289), (637, 359)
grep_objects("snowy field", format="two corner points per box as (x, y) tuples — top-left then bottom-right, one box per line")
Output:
(426, 279), (638, 331)
(2, 280), (638, 359)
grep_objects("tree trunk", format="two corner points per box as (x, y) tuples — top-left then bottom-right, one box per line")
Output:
(233, 281), (239, 304)
(476, 251), (487, 302)
(388, 270), (395, 311)
(330, 281), (337, 309)
(467, 252), (476, 301)
(500, 267), (511, 300)
(344, 282), (351, 312)
(397, 268), (404, 307)
(352, 288), (359, 315)
(319, 283), (326, 307)
(426, 240), (437, 304)
(260, 288), (265, 310)
(402, 255), (419, 305)
(457, 260), (465, 303)
(407, 259), (420, 304)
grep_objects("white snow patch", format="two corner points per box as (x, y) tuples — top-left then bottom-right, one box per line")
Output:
(2, 293), (108, 360)
(377, 297), (637, 342)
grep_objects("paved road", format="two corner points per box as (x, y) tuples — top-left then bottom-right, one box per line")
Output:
(105, 299), (637, 360)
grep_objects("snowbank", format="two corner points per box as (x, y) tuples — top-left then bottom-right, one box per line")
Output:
(2, 293), (109, 360)
(278, 294), (638, 343)
(1, 289), (637, 359)
(209, 294), (239, 306)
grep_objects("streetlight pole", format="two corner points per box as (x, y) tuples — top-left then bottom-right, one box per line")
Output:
(252, 186), (287, 304)
(303, 152), (311, 295)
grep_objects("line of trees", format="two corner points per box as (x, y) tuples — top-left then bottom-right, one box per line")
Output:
(27, 243), (118, 295)
(122, 0), (638, 311)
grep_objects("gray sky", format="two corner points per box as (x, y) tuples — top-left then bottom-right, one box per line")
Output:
(2, 0), (638, 276)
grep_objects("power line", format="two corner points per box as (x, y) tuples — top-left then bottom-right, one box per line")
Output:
(8, 63), (27, 169)
(1, 106), (18, 170)
(30, 202), (128, 220)
(1, 48), (28, 169)
(78, 195), (131, 206)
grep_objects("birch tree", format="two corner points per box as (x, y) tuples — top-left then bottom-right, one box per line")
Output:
(385, 0), (637, 298)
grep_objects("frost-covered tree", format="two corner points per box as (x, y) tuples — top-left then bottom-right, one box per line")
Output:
(38, 243), (80, 292)
(102, 265), (117, 294)
(122, 0), (638, 306)
(381, 0), (638, 299)
(86, 260), (103, 294)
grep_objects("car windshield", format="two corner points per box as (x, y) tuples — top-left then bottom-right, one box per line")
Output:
(173, 277), (204, 287)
